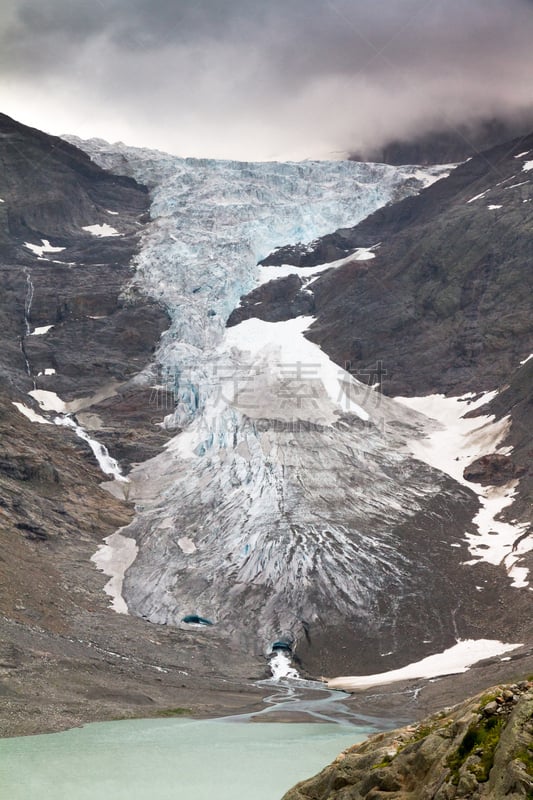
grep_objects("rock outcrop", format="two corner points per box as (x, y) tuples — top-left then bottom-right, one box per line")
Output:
(283, 683), (533, 800)
(227, 273), (315, 326)
(463, 454), (527, 487)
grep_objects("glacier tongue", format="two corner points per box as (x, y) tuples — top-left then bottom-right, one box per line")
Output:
(73, 139), (472, 661)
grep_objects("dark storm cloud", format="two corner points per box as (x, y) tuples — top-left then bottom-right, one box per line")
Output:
(1, 0), (532, 159)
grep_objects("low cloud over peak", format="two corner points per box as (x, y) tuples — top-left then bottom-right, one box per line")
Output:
(0, 0), (532, 160)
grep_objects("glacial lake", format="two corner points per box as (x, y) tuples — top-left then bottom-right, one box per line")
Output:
(0, 716), (372, 800)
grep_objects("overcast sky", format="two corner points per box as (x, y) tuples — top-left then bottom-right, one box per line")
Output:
(1, 0), (532, 160)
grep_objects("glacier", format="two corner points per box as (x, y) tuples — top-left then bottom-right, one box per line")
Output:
(70, 138), (449, 429)
(68, 138), (480, 666)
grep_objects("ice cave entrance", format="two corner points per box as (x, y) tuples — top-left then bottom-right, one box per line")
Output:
(181, 615), (213, 626)
(270, 640), (293, 654)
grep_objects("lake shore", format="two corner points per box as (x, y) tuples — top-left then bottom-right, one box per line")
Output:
(2, 596), (533, 741)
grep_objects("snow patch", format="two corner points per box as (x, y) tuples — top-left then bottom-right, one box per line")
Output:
(12, 402), (51, 425)
(224, 316), (369, 424)
(29, 324), (54, 336)
(352, 246), (376, 261)
(395, 393), (529, 586)
(328, 639), (522, 691)
(29, 389), (66, 413)
(37, 368), (56, 376)
(91, 532), (138, 614)
(514, 151), (531, 159)
(403, 164), (457, 186)
(178, 537), (197, 554)
(487, 204), (502, 210)
(256, 249), (378, 288)
(82, 223), (121, 237)
(24, 239), (65, 257)
(522, 161), (533, 172)
(257, 261), (335, 287)
(520, 354), (533, 366)
(467, 191), (488, 203)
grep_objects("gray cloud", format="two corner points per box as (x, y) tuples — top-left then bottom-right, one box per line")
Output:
(0, 0), (532, 159)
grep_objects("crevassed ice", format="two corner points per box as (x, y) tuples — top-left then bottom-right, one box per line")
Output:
(77, 138), (441, 426)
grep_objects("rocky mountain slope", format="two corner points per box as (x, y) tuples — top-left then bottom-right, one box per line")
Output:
(283, 682), (533, 799)
(247, 135), (533, 509)
(257, 136), (532, 401)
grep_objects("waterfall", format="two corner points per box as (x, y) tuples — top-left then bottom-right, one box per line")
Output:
(54, 415), (128, 482)
(21, 271), (36, 386)
(269, 651), (300, 681)
(24, 272), (34, 336)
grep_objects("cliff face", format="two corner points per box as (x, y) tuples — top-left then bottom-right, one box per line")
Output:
(283, 684), (533, 800)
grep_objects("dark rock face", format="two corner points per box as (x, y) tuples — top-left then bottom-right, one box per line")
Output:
(296, 136), (533, 548)
(257, 133), (533, 399)
(227, 273), (315, 326)
(0, 111), (175, 541)
(0, 112), (147, 260)
(0, 112), (169, 400)
(485, 358), (533, 525)
(463, 454), (527, 486)
(79, 387), (177, 468)
(260, 241), (344, 268)
(0, 116), (251, 738)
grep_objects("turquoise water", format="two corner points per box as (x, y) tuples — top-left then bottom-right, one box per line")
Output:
(0, 717), (371, 800)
